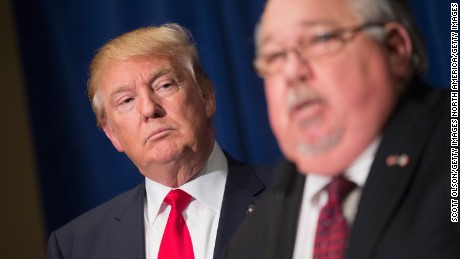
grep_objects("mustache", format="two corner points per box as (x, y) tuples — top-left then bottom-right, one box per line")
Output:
(286, 85), (323, 112)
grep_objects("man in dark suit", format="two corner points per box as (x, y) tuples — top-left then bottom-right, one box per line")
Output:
(223, 0), (459, 258)
(46, 23), (272, 259)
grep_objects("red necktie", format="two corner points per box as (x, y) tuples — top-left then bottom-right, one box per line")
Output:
(158, 189), (194, 259)
(313, 176), (356, 259)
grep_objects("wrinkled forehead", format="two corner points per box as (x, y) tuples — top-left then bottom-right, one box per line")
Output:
(101, 54), (190, 79)
(96, 55), (189, 92)
(258, 0), (358, 47)
(257, 21), (340, 51)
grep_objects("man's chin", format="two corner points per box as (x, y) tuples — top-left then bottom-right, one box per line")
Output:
(295, 131), (342, 155)
(145, 148), (182, 165)
(295, 156), (348, 176)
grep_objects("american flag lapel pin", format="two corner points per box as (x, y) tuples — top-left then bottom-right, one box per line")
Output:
(246, 205), (256, 214)
(386, 153), (410, 168)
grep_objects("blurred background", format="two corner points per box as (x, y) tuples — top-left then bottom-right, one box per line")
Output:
(0, 0), (451, 258)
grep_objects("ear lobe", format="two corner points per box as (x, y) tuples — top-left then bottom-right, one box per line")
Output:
(200, 81), (216, 118)
(101, 121), (124, 152)
(204, 90), (216, 118)
(384, 22), (412, 81)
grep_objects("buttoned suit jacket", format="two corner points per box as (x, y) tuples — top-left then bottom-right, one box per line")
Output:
(46, 154), (273, 259)
(222, 80), (460, 259)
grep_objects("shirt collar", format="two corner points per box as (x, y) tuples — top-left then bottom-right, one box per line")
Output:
(345, 136), (382, 188)
(144, 142), (228, 225)
(305, 136), (382, 202)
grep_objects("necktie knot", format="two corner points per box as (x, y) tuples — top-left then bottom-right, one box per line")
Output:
(164, 189), (192, 212)
(326, 175), (356, 204)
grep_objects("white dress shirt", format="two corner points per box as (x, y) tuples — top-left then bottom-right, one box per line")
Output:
(144, 142), (228, 259)
(293, 137), (381, 259)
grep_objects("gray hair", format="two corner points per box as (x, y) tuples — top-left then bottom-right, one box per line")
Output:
(255, 0), (427, 75)
(349, 0), (427, 75)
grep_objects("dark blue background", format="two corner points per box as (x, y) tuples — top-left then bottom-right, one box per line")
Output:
(12, 0), (452, 234)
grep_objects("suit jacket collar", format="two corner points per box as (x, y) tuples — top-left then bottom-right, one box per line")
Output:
(107, 153), (268, 259)
(265, 160), (306, 259)
(346, 79), (447, 258)
(268, 79), (447, 259)
(213, 153), (269, 259)
(110, 183), (146, 259)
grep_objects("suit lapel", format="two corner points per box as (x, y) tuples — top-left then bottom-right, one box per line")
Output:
(213, 155), (268, 259)
(109, 183), (146, 259)
(101, 156), (268, 259)
(346, 83), (446, 259)
(273, 161), (306, 259)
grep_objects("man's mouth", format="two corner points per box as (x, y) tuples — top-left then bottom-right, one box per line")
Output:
(290, 98), (324, 126)
(145, 128), (174, 143)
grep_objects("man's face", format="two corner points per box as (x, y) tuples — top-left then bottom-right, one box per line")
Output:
(98, 55), (215, 178)
(259, 0), (411, 175)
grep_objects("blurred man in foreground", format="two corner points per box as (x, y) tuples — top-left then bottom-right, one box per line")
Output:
(46, 23), (272, 259)
(223, 0), (459, 258)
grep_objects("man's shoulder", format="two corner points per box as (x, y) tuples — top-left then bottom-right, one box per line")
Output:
(385, 81), (449, 143)
(246, 164), (274, 186)
(224, 151), (275, 187)
(222, 159), (305, 259)
(405, 80), (449, 116)
(53, 183), (145, 236)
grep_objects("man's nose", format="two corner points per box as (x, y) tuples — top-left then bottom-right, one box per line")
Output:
(282, 49), (312, 84)
(140, 91), (165, 120)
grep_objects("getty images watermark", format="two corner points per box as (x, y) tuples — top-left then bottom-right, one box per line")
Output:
(452, 2), (459, 223)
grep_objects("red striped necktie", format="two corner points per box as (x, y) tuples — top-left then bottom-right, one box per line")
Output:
(158, 189), (194, 259)
(313, 176), (356, 259)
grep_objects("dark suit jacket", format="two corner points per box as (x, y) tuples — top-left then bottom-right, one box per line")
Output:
(46, 154), (272, 259)
(222, 80), (460, 259)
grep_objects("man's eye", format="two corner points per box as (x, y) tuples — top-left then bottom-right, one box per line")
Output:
(153, 79), (180, 97)
(311, 33), (338, 43)
(160, 83), (173, 89)
(155, 82), (176, 92)
(119, 97), (134, 105)
(264, 52), (286, 64)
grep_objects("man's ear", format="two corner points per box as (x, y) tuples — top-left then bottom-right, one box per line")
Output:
(200, 80), (216, 119)
(101, 120), (124, 152)
(383, 22), (413, 81)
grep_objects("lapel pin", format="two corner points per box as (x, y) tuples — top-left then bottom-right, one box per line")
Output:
(386, 153), (410, 168)
(246, 205), (256, 214)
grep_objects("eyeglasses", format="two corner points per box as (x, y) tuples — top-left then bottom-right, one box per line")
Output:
(253, 22), (384, 77)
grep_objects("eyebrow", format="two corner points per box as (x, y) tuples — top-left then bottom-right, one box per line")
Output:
(150, 68), (175, 81)
(108, 68), (177, 99)
(108, 85), (132, 105)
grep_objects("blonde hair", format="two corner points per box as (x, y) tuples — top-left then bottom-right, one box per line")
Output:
(87, 23), (210, 127)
